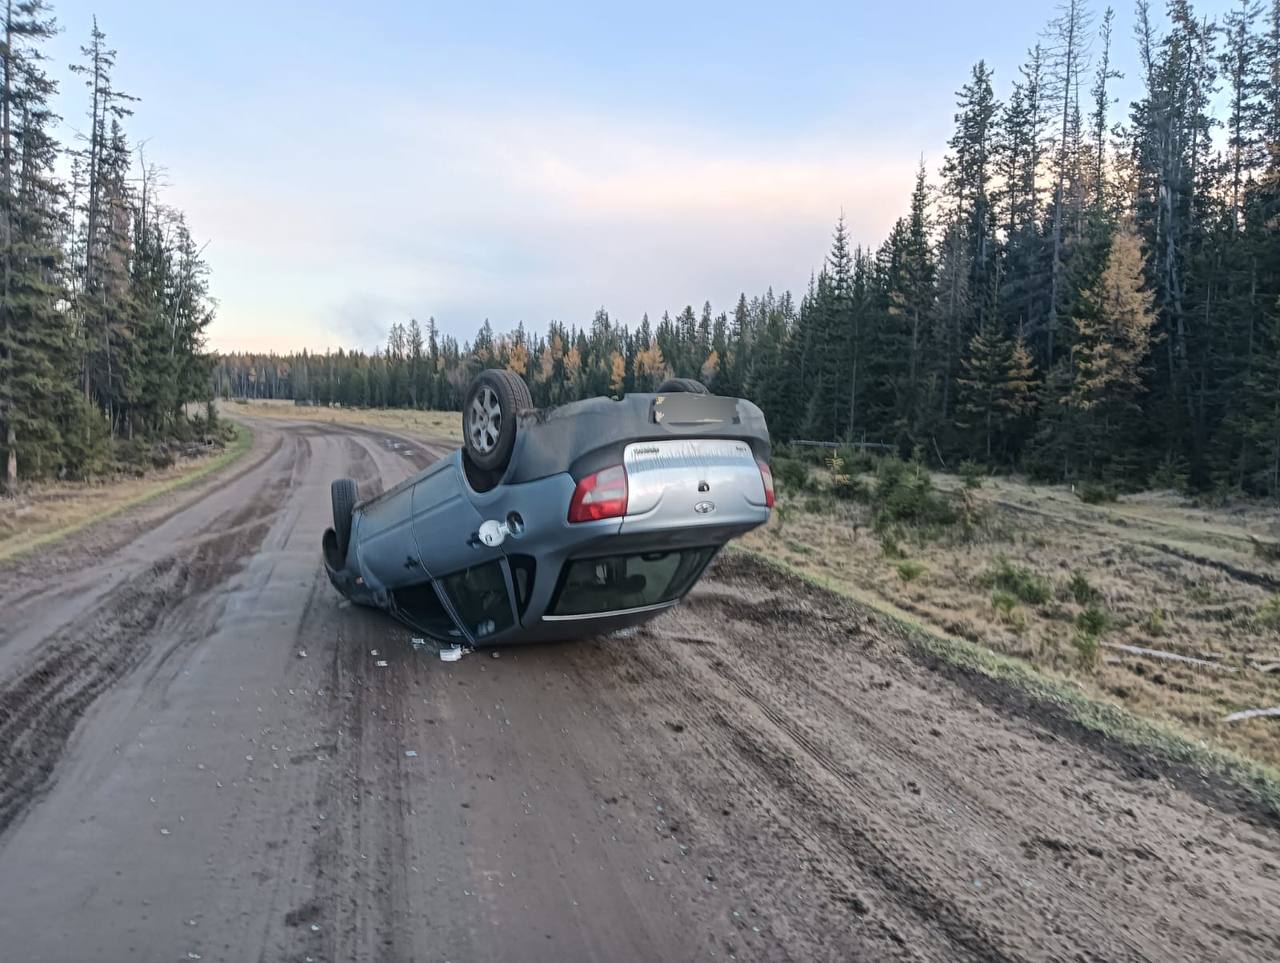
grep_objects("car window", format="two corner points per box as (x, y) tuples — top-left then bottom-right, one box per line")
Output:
(550, 548), (714, 617)
(390, 581), (463, 641)
(441, 560), (515, 640)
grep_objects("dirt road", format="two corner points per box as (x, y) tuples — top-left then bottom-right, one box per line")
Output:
(1, 417), (1278, 962)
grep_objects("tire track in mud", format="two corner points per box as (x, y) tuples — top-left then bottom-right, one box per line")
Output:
(562, 554), (1280, 962)
(0, 481), (281, 838)
(299, 604), (422, 963)
(613, 619), (1017, 961)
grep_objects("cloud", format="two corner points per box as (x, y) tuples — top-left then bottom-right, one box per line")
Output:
(202, 99), (921, 352)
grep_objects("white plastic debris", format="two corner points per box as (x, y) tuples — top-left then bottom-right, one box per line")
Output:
(440, 644), (465, 662)
(410, 637), (426, 651)
(491, 650), (500, 659)
(375, 660), (389, 668)
(160, 828), (171, 836)
(404, 750), (418, 758)
(297, 649), (307, 659)
(370, 649), (379, 656)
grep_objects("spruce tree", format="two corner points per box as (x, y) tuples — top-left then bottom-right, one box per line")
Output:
(0, 0), (76, 483)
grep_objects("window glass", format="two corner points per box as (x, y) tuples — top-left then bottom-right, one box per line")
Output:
(390, 581), (462, 641)
(441, 561), (515, 640)
(550, 548), (714, 617)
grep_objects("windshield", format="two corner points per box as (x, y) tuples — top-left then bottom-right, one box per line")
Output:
(550, 548), (715, 617)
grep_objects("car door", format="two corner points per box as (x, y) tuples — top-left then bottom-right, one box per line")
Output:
(408, 453), (506, 578)
(355, 481), (425, 591)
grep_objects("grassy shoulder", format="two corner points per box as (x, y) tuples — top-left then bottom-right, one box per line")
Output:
(732, 544), (1280, 821)
(745, 449), (1280, 770)
(0, 421), (253, 564)
(228, 398), (462, 443)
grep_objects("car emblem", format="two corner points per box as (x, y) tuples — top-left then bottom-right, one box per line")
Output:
(694, 500), (715, 514)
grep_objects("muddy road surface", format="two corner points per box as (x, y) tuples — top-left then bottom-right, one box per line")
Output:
(1, 417), (1278, 962)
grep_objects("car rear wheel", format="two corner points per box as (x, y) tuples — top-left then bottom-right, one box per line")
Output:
(656, 377), (709, 395)
(331, 478), (357, 559)
(464, 369), (531, 473)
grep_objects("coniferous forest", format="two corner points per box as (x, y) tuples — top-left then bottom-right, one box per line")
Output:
(0, 3), (214, 491)
(219, 1), (1280, 497)
(6, 2), (1278, 498)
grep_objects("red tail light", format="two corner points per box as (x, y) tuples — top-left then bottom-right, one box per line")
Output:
(568, 465), (629, 522)
(758, 459), (775, 509)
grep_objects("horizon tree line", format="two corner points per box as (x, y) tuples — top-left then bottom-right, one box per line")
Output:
(125, 0), (1280, 497)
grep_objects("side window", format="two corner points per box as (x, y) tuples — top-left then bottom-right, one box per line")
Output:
(441, 561), (515, 640)
(390, 580), (463, 641)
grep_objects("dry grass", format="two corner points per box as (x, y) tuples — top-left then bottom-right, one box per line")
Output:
(747, 477), (1280, 768)
(229, 398), (462, 443)
(0, 422), (253, 563)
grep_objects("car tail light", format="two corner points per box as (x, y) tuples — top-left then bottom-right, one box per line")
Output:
(758, 460), (775, 509)
(568, 465), (628, 522)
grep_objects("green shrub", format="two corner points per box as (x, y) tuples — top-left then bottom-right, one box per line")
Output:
(1072, 631), (1101, 667)
(991, 589), (1018, 617)
(873, 456), (955, 528)
(1075, 603), (1111, 637)
(1068, 570), (1098, 606)
(879, 534), (902, 559)
(1188, 584), (1220, 605)
(834, 445), (878, 475)
(1076, 481), (1118, 504)
(896, 560), (925, 581)
(1258, 596), (1280, 633)
(1141, 609), (1166, 636)
(981, 556), (1051, 606)
(958, 459), (984, 489)
(772, 456), (811, 495)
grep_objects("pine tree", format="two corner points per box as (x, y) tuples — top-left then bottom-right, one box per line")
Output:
(1065, 223), (1158, 474)
(957, 319), (1038, 463)
(0, 0), (78, 484)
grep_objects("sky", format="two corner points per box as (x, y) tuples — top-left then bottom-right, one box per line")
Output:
(43, 0), (1237, 354)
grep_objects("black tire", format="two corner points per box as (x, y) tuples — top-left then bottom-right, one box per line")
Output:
(463, 369), (530, 472)
(331, 478), (357, 559)
(656, 377), (709, 395)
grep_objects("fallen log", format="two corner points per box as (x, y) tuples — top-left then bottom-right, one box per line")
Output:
(1222, 707), (1280, 723)
(1102, 642), (1239, 672)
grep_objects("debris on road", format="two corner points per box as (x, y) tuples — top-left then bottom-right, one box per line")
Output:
(440, 644), (470, 662)
(375, 660), (388, 668)
(404, 750), (418, 758)
(297, 649), (307, 658)
(491, 650), (500, 659)
(410, 637), (426, 651)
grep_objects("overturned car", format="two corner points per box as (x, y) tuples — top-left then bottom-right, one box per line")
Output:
(322, 370), (773, 646)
